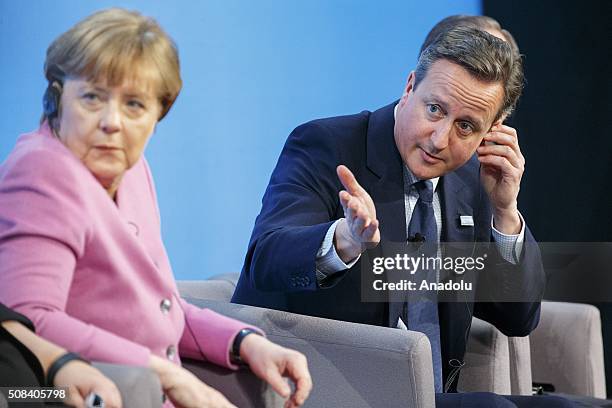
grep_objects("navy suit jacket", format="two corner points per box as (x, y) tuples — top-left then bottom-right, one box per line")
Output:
(233, 102), (545, 391)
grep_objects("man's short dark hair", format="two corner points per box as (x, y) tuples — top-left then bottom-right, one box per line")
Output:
(419, 15), (519, 57)
(415, 26), (524, 120)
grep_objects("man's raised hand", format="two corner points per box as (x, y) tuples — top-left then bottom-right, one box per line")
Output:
(334, 165), (380, 263)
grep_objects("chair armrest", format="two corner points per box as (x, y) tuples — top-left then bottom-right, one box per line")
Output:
(530, 301), (606, 398)
(459, 317), (511, 394)
(92, 362), (163, 408)
(182, 359), (283, 408)
(183, 298), (435, 408)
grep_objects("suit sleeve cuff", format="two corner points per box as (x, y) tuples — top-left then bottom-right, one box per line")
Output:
(315, 219), (360, 283)
(491, 211), (525, 264)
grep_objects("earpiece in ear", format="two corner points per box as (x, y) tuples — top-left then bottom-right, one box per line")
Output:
(43, 81), (62, 121)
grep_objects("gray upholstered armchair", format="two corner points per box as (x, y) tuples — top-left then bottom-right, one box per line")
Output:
(177, 274), (606, 406)
(179, 276), (436, 407)
(85, 274), (605, 408)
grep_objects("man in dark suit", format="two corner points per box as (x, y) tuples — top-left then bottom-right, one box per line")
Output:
(233, 23), (574, 407)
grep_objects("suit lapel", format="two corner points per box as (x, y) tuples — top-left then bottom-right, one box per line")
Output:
(365, 102), (406, 244)
(440, 169), (475, 244)
(363, 103), (413, 327)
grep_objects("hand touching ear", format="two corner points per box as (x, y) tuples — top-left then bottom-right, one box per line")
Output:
(477, 124), (524, 234)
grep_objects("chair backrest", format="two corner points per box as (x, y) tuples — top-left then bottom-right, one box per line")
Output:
(459, 317), (513, 394)
(530, 301), (606, 398)
(176, 274), (238, 302)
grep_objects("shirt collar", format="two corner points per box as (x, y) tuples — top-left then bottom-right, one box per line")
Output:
(394, 104), (440, 191)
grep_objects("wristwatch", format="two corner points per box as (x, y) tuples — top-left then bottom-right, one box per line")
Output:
(230, 328), (261, 366)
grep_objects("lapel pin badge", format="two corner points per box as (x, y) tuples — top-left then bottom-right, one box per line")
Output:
(459, 215), (474, 227)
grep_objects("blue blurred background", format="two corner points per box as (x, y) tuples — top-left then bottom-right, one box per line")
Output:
(0, 0), (479, 279)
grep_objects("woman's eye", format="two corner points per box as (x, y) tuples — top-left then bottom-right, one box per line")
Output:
(427, 104), (440, 113)
(127, 100), (145, 110)
(82, 92), (100, 102)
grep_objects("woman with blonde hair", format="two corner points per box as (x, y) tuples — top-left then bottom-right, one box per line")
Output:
(0, 8), (311, 408)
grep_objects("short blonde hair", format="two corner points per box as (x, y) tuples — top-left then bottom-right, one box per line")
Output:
(43, 8), (182, 125)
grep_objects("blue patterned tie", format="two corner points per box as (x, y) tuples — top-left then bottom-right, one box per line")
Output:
(407, 180), (443, 393)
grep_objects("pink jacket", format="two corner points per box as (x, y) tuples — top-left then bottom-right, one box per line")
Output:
(0, 124), (259, 370)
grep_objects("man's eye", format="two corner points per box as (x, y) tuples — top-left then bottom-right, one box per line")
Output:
(457, 122), (473, 134)
(427, 104), (440, 113)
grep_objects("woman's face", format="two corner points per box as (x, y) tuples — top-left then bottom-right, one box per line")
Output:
(56, 73), (161, 197)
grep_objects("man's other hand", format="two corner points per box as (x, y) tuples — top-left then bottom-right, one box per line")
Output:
(477, 124), (524, 234)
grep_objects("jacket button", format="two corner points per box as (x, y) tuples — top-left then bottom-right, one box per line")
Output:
(166, 345), (176, 360)
(160, 299), (172, 314)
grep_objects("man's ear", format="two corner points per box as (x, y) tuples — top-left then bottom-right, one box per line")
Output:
(488, 118), (504, 133)
(400, 71), (416, 103)
(492, 113), (507, 128)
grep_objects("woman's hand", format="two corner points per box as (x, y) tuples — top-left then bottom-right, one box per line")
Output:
(149, 355), (236, 408)
(54, 360), (122, 408)
(240, 334), (312, 408)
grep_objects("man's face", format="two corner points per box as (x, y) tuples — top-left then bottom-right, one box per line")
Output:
(394, 59), (504, 179)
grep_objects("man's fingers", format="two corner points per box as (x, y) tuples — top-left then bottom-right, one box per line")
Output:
(339, 191), (359, 216)
(477, 144), (522, 169)
(351, 212), (368, 234)
(341, 192), (380, 242)
(361, 220), (379, 241)
(484, 127), (522, 159)
(337, 165), (364, 196)
(339, 190), (351, 208)
(344, 196), (363, 221)
(478, 155), (521, 181)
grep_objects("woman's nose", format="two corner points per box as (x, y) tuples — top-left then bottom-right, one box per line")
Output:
(99, 101), (121, 133)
